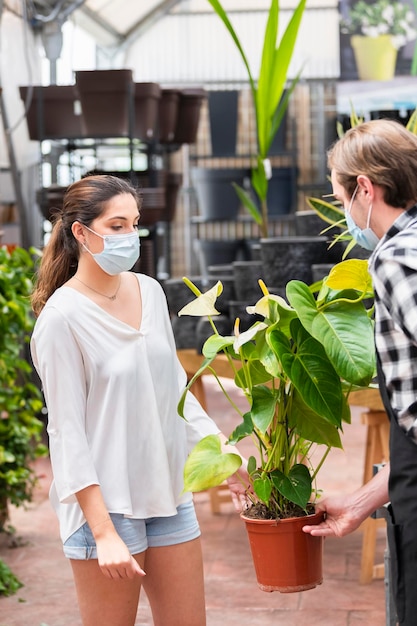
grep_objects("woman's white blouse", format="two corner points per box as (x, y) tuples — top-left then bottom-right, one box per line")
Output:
(30, 273), (220, 543)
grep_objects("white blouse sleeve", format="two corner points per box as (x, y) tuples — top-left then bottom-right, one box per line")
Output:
(30, 306), (100, 503)
(157, 280), (221, 451)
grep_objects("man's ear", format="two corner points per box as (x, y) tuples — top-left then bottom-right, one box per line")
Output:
(356, 174), (374, 200)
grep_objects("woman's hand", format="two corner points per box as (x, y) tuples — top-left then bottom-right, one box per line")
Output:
(95, 528), (146, 579)
(75, 486), (145, 579)
(226, 466), (252, 513)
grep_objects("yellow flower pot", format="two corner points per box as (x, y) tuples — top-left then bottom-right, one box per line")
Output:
(351, 34), (398, 81)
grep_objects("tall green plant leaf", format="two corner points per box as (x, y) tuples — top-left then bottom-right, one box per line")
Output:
(306, 197), (345, 230)
(232, 182), (262, 224)
(207, 0), (256, 96)
(257, 0), (306, 157)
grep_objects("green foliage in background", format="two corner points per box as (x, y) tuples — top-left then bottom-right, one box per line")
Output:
(0, 245), (47, 597)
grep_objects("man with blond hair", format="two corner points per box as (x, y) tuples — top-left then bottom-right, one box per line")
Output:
(304, 119), (417, 626)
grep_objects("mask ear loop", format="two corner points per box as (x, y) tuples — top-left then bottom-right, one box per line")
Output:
(347, 184), (359, 214)
(366, 204), (373, 229)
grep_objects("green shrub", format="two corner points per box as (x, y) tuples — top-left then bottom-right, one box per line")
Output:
(0, 245), (47, 520)
(0, 558), (23, 597)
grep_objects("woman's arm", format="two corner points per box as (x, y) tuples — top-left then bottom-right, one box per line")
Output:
(76, 485), (145, 579)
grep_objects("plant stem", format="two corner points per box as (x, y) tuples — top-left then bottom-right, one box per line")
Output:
(208, 368), (246, 418)
(311, 446), (331, 482)
(260, 198), (268, 238)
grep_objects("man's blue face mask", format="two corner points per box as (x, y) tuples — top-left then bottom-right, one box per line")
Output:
(344, 184), (380, 251)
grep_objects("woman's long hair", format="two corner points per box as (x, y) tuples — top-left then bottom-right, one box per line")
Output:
(31, 175), (141, 317)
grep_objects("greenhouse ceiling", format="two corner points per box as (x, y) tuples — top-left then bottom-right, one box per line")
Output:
(27, 0), (274, 48)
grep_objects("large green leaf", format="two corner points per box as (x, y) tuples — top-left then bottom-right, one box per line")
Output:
(287, 281), (375, 386)
(326, 259), (373, 296)
(268, 323), (343, 425)
(183, 434), (241, 492)
(228, 412), (254, 445)
(235, 359), (272, 389)
(250, 385), (277, 434)
(289, 392), (343, 448)
(270, 463), (312, 510)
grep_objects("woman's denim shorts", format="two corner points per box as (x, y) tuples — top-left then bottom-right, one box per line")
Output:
(63, 501), (200, 560)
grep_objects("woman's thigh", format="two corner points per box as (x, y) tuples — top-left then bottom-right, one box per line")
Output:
(142, 538), (206, 626)
(70, 552), (145, 626)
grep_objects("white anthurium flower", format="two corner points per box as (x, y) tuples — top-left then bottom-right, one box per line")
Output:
(247, 293), (292, 318)
(178, 281), (222, 317)
(233, 321), (268, 352)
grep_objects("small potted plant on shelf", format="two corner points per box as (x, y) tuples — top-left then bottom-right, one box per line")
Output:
(178, 258), (375, 593)
(207, 0), (306, 237)
(341, 0), (416, 81)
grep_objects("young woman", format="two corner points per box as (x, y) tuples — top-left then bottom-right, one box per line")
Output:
(30, 174), (248, 626)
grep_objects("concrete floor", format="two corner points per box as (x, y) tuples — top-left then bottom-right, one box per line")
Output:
(0, 377), (387, 626)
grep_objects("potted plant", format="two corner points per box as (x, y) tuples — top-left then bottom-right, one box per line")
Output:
(177, 258), (375, 592)
(341, 0), (416, 81)
(207, 0), (306, 238)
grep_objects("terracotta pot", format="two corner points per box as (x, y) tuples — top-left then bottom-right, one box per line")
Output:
(241, 510), (324, 593)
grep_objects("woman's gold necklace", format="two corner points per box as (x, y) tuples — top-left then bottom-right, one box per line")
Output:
(73, 275), (122, 301)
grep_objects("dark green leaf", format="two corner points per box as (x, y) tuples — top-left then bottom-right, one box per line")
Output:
(271, 464), (312, 509)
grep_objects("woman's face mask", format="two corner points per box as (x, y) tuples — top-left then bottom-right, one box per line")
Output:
(82, 225), (141, 275)
(344, 185), (380, 252)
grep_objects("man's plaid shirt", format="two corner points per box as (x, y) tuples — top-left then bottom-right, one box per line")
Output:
(369, 204), (417, 444)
